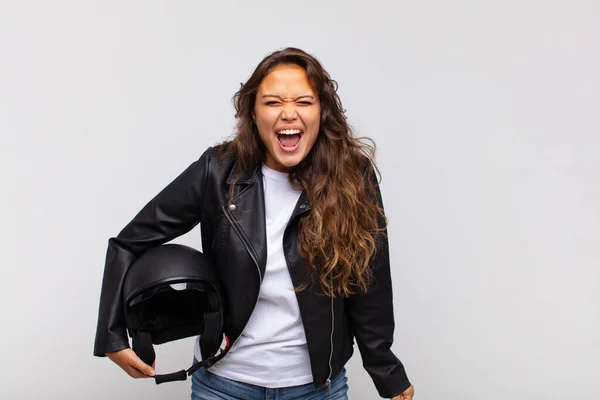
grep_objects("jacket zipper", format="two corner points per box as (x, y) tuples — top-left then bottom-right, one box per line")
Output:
(326, 296), (335, 392)
(227, 199), (334, 388)
(222, 205), (262, 351)
(286, 201), (335, 391)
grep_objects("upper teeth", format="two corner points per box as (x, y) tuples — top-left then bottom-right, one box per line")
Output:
(278, 129), (301, 135)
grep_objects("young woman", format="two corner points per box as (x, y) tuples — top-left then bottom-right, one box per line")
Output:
(94, 47), (415, 400)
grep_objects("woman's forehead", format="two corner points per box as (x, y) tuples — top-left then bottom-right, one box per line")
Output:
(258, 65), (316, 95)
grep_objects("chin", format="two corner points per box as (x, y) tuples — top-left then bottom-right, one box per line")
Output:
(267, 157), (296, 172)
(281, 155), (305, 168)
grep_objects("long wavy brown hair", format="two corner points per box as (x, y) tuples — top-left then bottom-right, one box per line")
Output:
(222, 47), (387, 297)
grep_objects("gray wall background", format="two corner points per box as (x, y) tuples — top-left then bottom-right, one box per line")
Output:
(1, 1), (598, 399)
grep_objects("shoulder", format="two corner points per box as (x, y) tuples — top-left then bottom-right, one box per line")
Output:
(352, 150), (379, 183)
(196, 141), (243, 186)
(200, 142), (234, 160)
(198, 142), (237, 168)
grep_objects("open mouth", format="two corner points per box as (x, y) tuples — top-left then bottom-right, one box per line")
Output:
(277, 129), (302, 149)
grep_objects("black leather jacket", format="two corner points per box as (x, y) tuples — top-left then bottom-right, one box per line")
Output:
(94, 145), (411, 398)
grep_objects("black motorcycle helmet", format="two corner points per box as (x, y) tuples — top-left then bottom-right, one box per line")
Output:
(123, 243), (229, 384)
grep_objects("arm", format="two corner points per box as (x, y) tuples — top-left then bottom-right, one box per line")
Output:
(344, 164), (412, 398)
(93, 148), (210, 357)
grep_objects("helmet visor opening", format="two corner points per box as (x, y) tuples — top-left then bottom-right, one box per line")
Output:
(130, 282), (210, 330)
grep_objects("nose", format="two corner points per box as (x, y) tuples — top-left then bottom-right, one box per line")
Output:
(281, 102), (298, 121)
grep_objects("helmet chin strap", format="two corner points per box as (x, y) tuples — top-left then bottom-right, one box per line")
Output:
(131, 307), (229, 385)
(132, 331), (155, 367)
(152, 333), (230, 385)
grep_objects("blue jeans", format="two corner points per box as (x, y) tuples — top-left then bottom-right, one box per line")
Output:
(191, 367), (349, 400)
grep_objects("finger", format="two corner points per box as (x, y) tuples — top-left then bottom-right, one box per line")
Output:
(123, 366), (149, 379)
(130, 356), (156, 377)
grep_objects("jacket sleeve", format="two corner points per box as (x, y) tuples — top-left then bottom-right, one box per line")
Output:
(93, 149), (210, 357)
(344, 164), (411, 398)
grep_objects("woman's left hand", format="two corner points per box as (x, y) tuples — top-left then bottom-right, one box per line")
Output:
(391, 384), (414, 400)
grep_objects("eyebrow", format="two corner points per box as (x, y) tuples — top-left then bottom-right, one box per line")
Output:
(261, 94), (315, 100)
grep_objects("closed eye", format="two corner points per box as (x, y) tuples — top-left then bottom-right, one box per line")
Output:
(264, 100), (312, 106)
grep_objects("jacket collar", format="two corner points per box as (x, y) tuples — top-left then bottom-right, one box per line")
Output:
(226, 161), (259, 185)
(226, 160), (312, 213)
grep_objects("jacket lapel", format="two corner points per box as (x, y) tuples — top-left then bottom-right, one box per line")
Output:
(225, 162), (268, 280)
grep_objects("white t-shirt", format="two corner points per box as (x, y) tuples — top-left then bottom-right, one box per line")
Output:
(194, 164), (312, 387)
